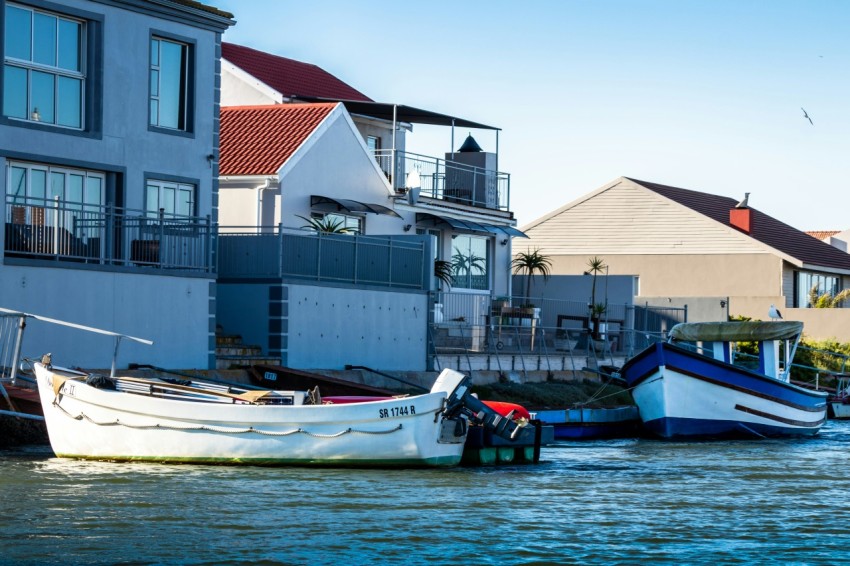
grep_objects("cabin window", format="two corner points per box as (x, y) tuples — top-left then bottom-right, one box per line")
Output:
(795, 271), (840, 308)
(3, 3), (85, 129)
(451, 234), (490, 291)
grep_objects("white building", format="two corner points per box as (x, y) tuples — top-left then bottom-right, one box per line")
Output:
(1, 0), (233, 369)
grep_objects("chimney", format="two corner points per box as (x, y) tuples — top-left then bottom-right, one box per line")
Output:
(730, 192), (752, 234)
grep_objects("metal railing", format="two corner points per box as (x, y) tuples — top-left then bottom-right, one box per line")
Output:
(218, 225), (428, 289)
(4, 195), (214, 272)
(374, 149), (510, 211)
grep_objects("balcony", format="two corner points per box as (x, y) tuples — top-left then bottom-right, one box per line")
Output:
(373, 149), (510, 212)
(4, 196), (214, 273)
(218, 226), (429, 289)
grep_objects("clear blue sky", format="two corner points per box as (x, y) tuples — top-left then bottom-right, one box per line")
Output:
(215, 0), (849, 231)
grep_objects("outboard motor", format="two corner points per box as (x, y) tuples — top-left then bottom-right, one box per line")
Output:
(435, 370), (527, 441)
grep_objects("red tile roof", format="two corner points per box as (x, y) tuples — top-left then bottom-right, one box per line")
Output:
(222, 42), (372, 102)
(806, 230), (841, 241)
(219, 104), (338, 176)
(628, 178), (850, 271)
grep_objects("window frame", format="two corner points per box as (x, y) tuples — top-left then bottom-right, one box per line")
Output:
(1, 0), (102, 138)
(145, 178), (197, 219)
(309, 211), (362, 234)
(450, 233), (491, 291)
(794, 270), (842, 308)
(148, 30), (196, 137)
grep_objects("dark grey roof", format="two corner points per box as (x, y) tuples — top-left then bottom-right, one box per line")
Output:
(629, 178), (850, 271)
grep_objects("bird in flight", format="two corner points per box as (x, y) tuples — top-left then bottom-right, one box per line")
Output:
(801, 107), (813, 125)
(768, 304), (783, 320)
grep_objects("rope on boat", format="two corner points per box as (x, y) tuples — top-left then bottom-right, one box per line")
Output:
(52, 400), (406, 437)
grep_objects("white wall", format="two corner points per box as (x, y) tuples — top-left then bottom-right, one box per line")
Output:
(1, 265), (211, 369)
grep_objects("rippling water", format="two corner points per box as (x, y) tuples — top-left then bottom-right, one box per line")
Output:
(3, 421), (850, 565)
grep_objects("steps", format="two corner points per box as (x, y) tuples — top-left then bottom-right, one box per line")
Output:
(215, 329), (280, 370)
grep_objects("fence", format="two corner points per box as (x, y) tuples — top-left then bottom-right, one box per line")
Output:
(373, 149), (510, 211)
(218, 226), (428, 289)
(4, 195), (214, 272)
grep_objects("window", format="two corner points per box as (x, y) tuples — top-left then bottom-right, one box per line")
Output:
(366, 136), (381, 153)
(146, 180), (195, 218)
(7, 161), (103, 208)
(149, 36), (191, 131)
(451, 234), (490, 290)
(795, 271), (841, 308)
(309, 212), (362, 234)
(3, 3), (85, 128)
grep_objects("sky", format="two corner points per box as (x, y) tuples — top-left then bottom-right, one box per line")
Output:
(214, 0), (850, 231)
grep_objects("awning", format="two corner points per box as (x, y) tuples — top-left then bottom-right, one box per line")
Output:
(292, 97), (499, 130)
(415, 213), (528, 238)
(311, 195), (402, 218)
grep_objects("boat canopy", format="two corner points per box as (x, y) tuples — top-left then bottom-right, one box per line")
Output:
(670, 321), (804, 343)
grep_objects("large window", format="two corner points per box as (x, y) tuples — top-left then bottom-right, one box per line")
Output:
(149, 36), (191, 131)
(7, 161), (103, 209)
(796, 271), (841, 308)
(309, 211), (362, 234)
(146, 180), (195, 218)
(3, 3), (85, 128)
(451, 234), (490, 290)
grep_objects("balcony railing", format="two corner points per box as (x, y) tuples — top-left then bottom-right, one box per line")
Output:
(374, 149), (510, 211)
(218, 226), (428, 289)
(4, 195), (214, 273)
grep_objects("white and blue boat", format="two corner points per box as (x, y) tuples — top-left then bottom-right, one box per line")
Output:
(619, 321), (827, 439)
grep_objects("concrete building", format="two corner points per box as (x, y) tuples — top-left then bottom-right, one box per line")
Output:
(521, 177), (850, 341)
(1, 0), (233, 368)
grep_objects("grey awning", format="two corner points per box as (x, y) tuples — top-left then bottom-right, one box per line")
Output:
(311, 195), (402, 218)
(292, 97), (499, 130)
(670, 321), (804, 342)
(415, 213), (527, 238)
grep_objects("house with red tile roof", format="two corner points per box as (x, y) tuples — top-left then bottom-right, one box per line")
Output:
(807, 229), (850, 253)
(218, 102), (398, 232)
(521, 177), (850, 341)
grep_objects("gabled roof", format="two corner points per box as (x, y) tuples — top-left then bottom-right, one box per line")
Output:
(219, 103), (338, 176)
(222, 43), (372, 102)
(628, 178), (850, 271)
(806, 230), (841, 241)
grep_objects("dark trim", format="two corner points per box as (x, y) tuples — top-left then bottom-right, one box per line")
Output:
(1, 150), (126, 174)
(0, 0), (104, 139)
(87, 0), (233, 32)
(734, 404), (826, 427)
(147, 28), (196, 138)
(2, 256), (215, 278)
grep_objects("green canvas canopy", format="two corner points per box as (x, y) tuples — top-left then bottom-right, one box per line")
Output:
(670, 321), (804, 343)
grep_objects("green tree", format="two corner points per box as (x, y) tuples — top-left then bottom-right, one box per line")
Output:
(586, 256), (608, 340)
(808, 285), (850, 308)
(511, 248), (552, 306)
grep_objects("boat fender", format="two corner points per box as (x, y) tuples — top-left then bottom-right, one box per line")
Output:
(85, 373), (116, 390)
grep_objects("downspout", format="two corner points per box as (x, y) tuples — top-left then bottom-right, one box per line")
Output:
(256, 177), (276, 232)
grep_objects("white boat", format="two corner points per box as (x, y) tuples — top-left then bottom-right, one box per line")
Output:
(619, 321), (827, 439)
(829, 374), (850, 419)
(2, 307), (525, 467)
(34, 361), (515, 466)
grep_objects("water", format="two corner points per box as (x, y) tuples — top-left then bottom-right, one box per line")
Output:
(3, 422), (850, 565)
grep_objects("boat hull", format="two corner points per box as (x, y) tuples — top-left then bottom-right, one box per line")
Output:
(621, 343), (827, 439)
(34, 364), (467, 466)
(831, 402), (850, 420)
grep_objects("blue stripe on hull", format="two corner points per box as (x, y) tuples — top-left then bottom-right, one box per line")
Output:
(644, 416), (822, 440)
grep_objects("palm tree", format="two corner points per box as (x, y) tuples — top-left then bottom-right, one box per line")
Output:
(296, 214), (352, 234)
(586, 256), (608, 340)
(808, 285), (850, 308)
(511, 248), (552, 307)
(434, 259), (453, 288)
